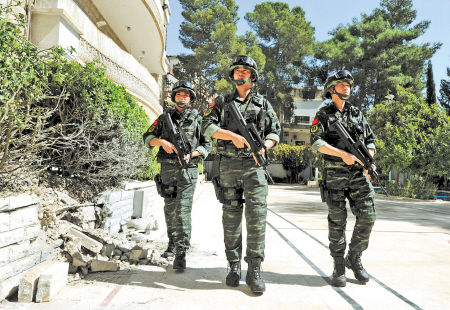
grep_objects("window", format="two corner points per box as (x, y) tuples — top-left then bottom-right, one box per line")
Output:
(283, 132), (289, 137)
(295, 141), (305, 146)
(295, 116), (310, 124)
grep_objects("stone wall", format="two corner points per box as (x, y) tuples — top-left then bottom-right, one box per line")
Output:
(0, 195), (48, 300)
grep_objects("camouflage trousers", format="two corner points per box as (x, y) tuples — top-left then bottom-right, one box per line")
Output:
(324, 162), (376, 257)
(216, 157), (268, 263)
(160, 161), (198, 250)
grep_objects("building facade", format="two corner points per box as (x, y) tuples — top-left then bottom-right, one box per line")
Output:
(16, 0), (171, 120)
(282, 86), (324, 145)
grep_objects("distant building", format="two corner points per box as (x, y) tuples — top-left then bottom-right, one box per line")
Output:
(282, 86), (324, 145)
(10, 0), (171, 121)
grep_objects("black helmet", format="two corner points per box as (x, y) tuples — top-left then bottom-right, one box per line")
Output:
(171, 80), (196, 103)
(229, 55), (259, 83)
(323, 70), (354, 99)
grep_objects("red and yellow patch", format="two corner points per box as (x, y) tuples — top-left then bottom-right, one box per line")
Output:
(204, 102), (216, 116)
(310, 118), (319, 133)
(147, 120), (158, 133)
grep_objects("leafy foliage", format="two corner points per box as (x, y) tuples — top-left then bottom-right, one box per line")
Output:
(315, 0), (440, 109)
(426, 61), (436, 105)
(439, 67), (450, 115)
(177, 0), (265, 110)
(0, 5), (152, 198)
(245, 2), (315, 120)
(270, 144), (319, 182)
(367, 87), (450, 184)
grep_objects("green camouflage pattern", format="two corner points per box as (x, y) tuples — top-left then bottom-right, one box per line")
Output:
(202, 89), (280, 264)
(310, 101), (376, 258)
(202, 89), (280, 157)
(325, 164), (376, 257)
(142, 107), (211, 250)
(160, 162), (198, 250)
(219, 157), (268, 262)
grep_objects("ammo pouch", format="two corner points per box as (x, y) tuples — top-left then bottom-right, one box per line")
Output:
(154, 174), (177, 198)
(211, 159), (245, 206)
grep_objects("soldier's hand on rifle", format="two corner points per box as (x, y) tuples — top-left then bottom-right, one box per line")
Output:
(231, 133), (251, 149)
(341, 152), (364, 167)
(363, 164), (376, 181)
(160, 140), (177, 154)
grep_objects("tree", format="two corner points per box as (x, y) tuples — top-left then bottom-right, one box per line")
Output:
(177, 0), (265, 109)
(245, 2), (315, 121)
(315, 0), (440, 109)
(426, 61), (436, 105)
(367, 87), (449, 183)
(439, 67), (450, 115)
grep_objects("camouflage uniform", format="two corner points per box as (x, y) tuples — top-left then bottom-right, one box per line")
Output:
(202, 89), (281, 263)
(143, 107), (211, 251)
(310, 101), (376, 258)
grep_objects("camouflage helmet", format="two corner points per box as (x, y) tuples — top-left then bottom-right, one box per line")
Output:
(171, 80), (196, 103)
(229, 55), (259, 82)
(323, 70), (354, 99)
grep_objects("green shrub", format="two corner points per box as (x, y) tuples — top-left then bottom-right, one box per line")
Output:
(0, 4), (155, 198)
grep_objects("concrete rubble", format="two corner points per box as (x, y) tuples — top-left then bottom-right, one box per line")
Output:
(0, 181), (169, 303)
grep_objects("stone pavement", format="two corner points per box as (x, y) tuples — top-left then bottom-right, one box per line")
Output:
(1, 183), (449, 310)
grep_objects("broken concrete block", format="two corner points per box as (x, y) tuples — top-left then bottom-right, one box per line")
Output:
(71, 252), (87, 267)
(129, 248), (148, 262)
(18, 261), (54, 302)
(89, 260), (119, 272)
(35, 262), (69, 302)
(79, 266), (89, 277)
(101, 244), (115, 258)
(68, 264), (78, 274)
(113, 248), (122, 257)
(66, 228), (103, 254)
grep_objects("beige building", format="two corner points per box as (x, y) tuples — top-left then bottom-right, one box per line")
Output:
(10, 0), (171, 120)
(282, 86), (324, 145)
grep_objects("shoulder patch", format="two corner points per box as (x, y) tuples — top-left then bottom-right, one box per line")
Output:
(147, 120), (158, 133)
(204, 102), (216, 116)
(312, 118), (319, 125)
(310, 124), (319, 133)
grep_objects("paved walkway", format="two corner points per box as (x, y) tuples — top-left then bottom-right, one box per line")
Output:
(1, 183), (449, 310)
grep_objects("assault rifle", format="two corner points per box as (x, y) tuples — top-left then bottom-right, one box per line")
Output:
(328, 120), (388, 196)
(162, 112), (192, 182)
(228, 100), (274, 184)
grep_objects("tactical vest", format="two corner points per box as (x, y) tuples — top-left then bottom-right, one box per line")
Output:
(217, 93), (267, 157)
(158, 108), (201, 161)
(322, 104), (366, 162)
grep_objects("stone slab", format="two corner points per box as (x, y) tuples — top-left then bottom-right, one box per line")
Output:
(18, 261), (54, 302)
(90, 260), (119, 272)
(66, 227), (103, 254)
(35, 262), (69, 302)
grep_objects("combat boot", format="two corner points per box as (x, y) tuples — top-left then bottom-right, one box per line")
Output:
(330, 257), (346, 287)
(173, 247), (186, 271)
(245, 258), (265, 293)
(161, 238), (175, 258)
(345, 251), (369, 283)
(226, 262), (241, 287)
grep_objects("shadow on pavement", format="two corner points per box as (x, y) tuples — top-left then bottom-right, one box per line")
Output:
(84, 266), (329, 296)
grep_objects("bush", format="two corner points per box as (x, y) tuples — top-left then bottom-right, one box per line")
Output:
(0, 4), (155, 199)
(384, 178), (437, 199)
(269, 144), (318, 182)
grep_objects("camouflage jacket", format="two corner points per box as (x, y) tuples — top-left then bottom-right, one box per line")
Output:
(143, 107), (212, 163)
(202, 89), (281, 157)
(310, 101), (376, 162)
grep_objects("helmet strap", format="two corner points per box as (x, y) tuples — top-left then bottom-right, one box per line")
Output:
(233, 78), (253, 86)
(331, 86), (350, 100)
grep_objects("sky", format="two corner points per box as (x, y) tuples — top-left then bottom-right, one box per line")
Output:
(166, 0), (450, 94)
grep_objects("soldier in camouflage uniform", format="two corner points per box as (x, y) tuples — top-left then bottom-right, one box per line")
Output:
(143, 81), (211, 271)
(310, 70), (377, 287)
(202, 55), (280, 293)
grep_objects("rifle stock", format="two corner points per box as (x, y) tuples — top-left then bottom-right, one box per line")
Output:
(228, 100), (274, 184)
(328, 121), (388, 196)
